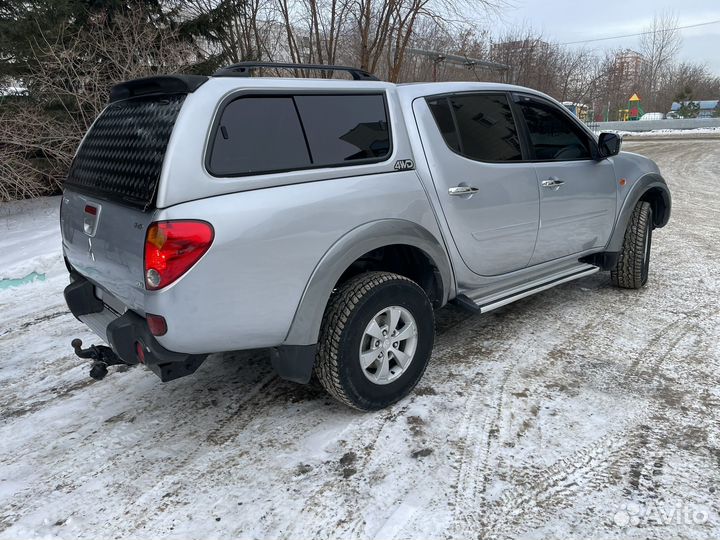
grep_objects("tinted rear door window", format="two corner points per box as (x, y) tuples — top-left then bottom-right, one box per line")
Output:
(208, 96), (311, 176)
(450, 94), (522, 161)
(426, 97), (460, 152)
(515, 97), (591, 160)
(427, 94), (522, 162)
(294, 94), (390, 165)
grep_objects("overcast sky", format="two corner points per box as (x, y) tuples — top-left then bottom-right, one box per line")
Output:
(495, 0), (720, 76)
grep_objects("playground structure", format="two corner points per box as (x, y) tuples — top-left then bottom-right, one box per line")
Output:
(618, 93), (644, 121)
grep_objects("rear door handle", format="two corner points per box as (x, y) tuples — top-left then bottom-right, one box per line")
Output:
(448, 185), (479, 196)
(541, 177), (565, 190)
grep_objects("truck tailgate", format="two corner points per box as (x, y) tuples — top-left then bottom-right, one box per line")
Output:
(61, 189), (153, 312)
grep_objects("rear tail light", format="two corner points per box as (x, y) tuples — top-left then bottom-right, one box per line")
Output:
(144, 220), (214, 291)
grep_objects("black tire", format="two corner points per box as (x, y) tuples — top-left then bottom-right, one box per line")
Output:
(315, 271), (434, 411)
(611, 201), (653, 289)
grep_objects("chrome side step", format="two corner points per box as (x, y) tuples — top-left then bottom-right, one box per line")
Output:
(457, 264), (600, 314)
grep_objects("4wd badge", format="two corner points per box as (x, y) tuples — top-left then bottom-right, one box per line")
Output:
(394, 159), (415, 171)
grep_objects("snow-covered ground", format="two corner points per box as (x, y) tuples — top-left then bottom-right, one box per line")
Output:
(612, 127), (720, 137)
(0, 197), (62, 281)
(1, 140), (719, 539)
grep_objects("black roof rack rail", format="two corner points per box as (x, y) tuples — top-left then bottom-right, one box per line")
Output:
(213, 62), (379, 81)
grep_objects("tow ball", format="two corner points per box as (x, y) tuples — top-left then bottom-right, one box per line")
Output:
(71, 339), (128, 380)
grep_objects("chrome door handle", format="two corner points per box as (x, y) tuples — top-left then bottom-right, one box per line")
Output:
(448, 185), (479, 196)
(541, 178), (565, 190)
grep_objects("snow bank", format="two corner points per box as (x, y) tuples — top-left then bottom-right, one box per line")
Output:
(612, 127), (720, 137)
(0, 196), (63, 282)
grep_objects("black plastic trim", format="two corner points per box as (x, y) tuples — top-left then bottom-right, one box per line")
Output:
(581, 252), (620, 271)
(453, 294), (481, 313)
(64, 275), (206, 382)
(109, 75), (209, 103)
(64, 276), (104, 319)
(270, 344), (317, 384)
(106, 310), (207, 381)
(147, 357), (208, 382)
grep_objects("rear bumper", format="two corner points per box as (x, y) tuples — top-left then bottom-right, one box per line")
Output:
(64, 275), (206, 381)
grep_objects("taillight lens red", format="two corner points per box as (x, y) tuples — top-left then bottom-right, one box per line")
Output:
(144, 220), (214, 291)
(146, 314), (168, 336)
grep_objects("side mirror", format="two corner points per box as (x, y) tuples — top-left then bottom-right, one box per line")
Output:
(598, 132), (622, 158)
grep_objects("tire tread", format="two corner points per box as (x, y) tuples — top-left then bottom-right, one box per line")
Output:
(315, 271), (421, 410)
(611, 201), (652, 289)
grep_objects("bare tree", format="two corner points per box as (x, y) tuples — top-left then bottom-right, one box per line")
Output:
(639, 11), (681, 110)
(0, 12), (193, 201)
(659, 61), (720, 111)
(276, 0), (354, 70)
(170, 0), (282, 65)
(355, 0), (395, 74)
(364, 0), (505, 81)
(490, 26), (563, 91)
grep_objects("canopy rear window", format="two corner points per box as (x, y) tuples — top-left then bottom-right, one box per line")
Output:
(65, 94), (185, 209)
(207, 93), (391, 177)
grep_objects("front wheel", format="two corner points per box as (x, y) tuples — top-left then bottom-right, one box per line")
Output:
(611, 201), (653, 289)
(315, 272), (434, 411)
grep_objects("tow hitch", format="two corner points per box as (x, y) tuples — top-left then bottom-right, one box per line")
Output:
(71, 338), (131, 380)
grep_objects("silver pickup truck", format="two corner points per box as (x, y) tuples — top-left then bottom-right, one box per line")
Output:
(61, 62), (671, 410)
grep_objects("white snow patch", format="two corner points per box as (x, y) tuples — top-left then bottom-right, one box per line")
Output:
(0, 196), (63, 280)
(610, 127), (720, 137)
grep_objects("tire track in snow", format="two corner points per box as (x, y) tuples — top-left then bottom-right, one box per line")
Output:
(448, 337), (541, 539)
(281, 308), (506, 540)
(0, 309), (67, 337)
(439, 296), (578, 539)
(477, 411), (651, 540)
(103, 369), (282, 535)
(468, 299), (717, 538)
(280, 402), (413, 540)
(449, 371), (505, 535)
(0, 362), (280, 535)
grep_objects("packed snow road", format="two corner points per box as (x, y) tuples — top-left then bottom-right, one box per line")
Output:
(1, 140), (719, 539)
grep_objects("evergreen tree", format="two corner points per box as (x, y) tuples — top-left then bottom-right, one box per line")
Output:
(0, 0), (167, 84)
(673, 86), (701, 119)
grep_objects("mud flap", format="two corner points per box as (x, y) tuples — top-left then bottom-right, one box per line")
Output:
(270, 344), (317, 384)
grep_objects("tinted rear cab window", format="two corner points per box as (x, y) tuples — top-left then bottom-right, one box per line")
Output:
(427, 93), (522, 162)
(208, 93), (391, 176)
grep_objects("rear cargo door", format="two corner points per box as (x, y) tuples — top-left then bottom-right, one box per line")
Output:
(61, 93), (187, 311)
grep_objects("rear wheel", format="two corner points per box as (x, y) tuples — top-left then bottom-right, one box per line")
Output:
(315, 271), (434, 411)
(611, 201), (653, 289)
